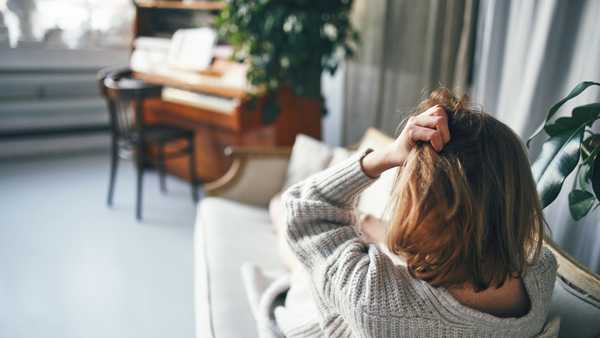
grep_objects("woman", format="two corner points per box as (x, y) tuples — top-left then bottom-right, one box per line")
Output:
(283, 89), (557, 337)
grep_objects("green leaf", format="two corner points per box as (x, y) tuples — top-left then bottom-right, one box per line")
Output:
(568, 189), (595, 220)
(592, 154), (600, 200)
(531, 126), (584, 208)
(215, 0), (359, 125)
(527, 81), (600, 147)
(544, 103), (600, 136)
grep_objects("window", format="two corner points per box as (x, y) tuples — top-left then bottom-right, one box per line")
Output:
(0, 0), (133, 49)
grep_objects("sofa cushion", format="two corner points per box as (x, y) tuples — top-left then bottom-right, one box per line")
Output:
(329, 147), (353, 166)
(283, 134), (335, 189)
(195, 198), (284, 338)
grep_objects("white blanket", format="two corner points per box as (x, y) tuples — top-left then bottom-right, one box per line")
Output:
(241, 263), (323, 338)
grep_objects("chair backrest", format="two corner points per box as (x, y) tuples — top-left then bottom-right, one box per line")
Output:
(97, 67), (162, 141)
(96, 66), (120, 98)
(544, 238), (600, 337)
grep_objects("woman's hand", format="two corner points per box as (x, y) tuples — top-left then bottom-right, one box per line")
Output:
(361, 105), (450, 178)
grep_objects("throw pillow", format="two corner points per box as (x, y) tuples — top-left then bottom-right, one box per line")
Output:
(272, 134), (355, 272)
(282, 134), (335, 189)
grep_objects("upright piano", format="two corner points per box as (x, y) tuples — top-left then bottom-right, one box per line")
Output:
(132, 0), (321, 182)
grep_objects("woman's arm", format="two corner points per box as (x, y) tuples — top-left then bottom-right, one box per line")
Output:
(283, 105), (450, 309)
(283, 153), (381, 309)
(283, 151), (377, 264)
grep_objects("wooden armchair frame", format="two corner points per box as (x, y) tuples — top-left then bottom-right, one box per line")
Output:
(203, 146), (292, 207)
(544, 237), (600, 303)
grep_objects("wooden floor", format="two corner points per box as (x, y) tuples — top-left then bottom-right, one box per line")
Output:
(0, 150), (197, 338)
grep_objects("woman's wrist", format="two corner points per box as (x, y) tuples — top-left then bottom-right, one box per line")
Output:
(360, 149), (395, 178)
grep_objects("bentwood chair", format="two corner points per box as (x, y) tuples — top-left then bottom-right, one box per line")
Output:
(98, 68), (199, 220)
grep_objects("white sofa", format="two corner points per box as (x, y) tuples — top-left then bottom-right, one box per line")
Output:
(194, 147), (290, 338)
(193, 128), (600, 338)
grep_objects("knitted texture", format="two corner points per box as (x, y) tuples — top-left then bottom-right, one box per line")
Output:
(283, 154), (557, 338)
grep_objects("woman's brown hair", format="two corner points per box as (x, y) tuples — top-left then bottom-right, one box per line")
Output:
(386, 88), (545, 292)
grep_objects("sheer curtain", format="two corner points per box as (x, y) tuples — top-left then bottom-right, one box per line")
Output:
(343, 0), (478, 144)
(472, 0), (600, 273)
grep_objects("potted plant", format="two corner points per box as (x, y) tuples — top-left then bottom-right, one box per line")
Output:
(529, 81), (600, 220)
(215, 0), (359, 124)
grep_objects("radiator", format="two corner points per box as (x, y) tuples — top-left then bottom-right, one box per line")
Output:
(0, 48), (129, 157)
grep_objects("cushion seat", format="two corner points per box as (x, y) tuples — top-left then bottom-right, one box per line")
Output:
(194, 197), (284, 338)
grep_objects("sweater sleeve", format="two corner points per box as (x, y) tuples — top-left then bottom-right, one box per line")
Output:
(282, 153), (389, 310)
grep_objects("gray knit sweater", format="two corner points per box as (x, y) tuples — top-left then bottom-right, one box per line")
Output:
(283, 154), (557, 338)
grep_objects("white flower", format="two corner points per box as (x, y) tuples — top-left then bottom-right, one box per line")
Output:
(283, 15), (298, 33)
(323, 23), (338, 40)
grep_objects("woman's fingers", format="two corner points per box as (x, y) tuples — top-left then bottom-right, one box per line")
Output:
(432, 107), (451, 144)
(395, 104), (450, 157)
(413, 105), (450, 144)
(407, 125), (444, 152)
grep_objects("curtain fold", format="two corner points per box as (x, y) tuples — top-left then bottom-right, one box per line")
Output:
(343, 0), (478, 144)
(472, 0), (600, 273)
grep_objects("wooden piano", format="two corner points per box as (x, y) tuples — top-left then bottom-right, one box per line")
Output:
(133, 0), (321, 182)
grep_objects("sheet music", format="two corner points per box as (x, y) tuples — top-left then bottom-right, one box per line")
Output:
(130, 37), (171, 74)
(131, 29), (217, 74)
(167, 28), (216, 71)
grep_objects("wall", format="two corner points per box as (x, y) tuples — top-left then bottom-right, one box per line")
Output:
(321, 62), (345, 147)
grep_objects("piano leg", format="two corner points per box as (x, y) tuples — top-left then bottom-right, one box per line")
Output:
(188, 134), (199, 202)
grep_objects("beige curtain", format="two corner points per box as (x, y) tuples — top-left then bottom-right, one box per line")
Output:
(343, 0), (478, 144)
